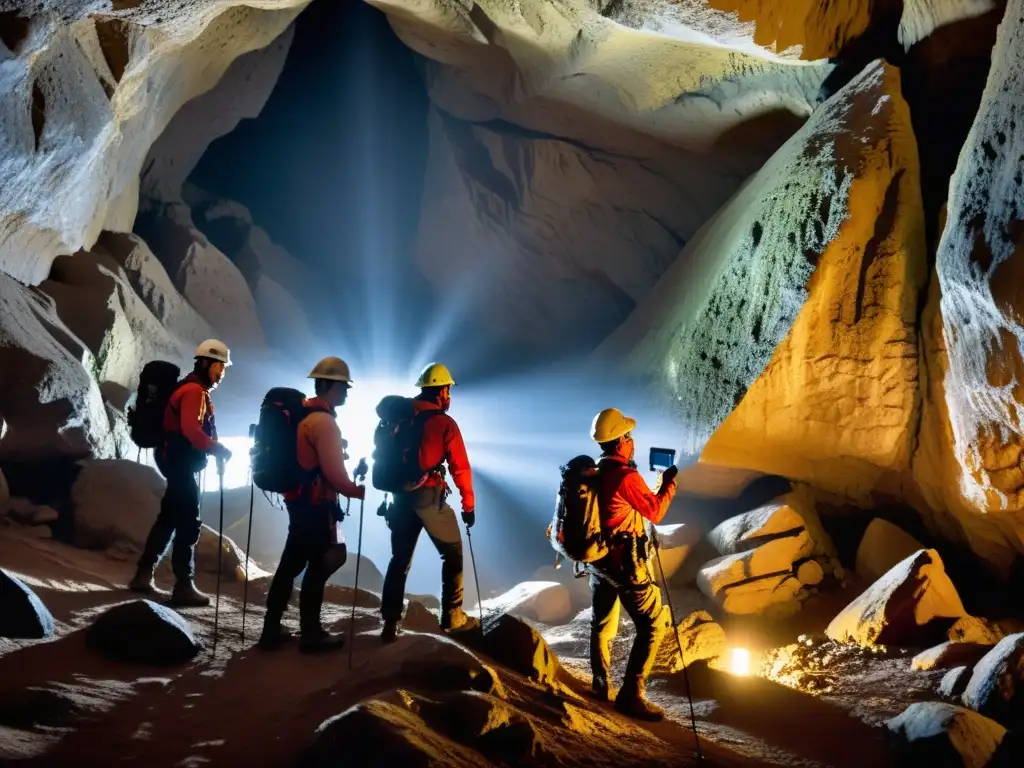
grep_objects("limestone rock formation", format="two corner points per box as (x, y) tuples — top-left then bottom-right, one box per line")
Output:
(912, 642), (990, 672)
(707, 504), (806, 555)
(0, 568), (55, 640)
(463, 614), (563, 688)
(0, 1), (309, 284)
(855, 518), (926, 584)
(605, 60), (925, 480)
(826, 549), (966, 647)
(0, 274), (116, 461)
(387, 634), (503, 697)
(961, 633), (1024, 724)
(482, 582), (573, 626)
(655, 609), (727, 674)
(949, 616), (1005, 646)
(371, 0), (830, 352)
(70, 459), (166, 551)
(886, 701), (1006, 768)
(698, 531), (814, 597)
(86, 599), (202, 665)
(914, 0), (1024, 575)
(940, 666), (973, 700)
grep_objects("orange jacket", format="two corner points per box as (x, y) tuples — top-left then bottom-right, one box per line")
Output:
(283, 397), (362, 505)
(596, 453), (677, 536)
(413, 399), (475, 513)
(163, 373), (217, 453)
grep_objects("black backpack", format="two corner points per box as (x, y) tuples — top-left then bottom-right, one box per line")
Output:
(127, 361), (182, 449)
(250, 388), (329, 494)
(371, 396), (440, 494)
(547, 455), (609, 564)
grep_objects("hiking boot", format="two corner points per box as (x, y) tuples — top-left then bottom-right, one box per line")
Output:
(614, 679), (664, 722)
(299, 627), (346, 654)
(169, 580), (211, 608)
(381, 620), (400, 645)
(128, 565), (156, 594)
(441, 609), (480, 634)
(591, 676), (616, 702)
(258, 624), (294, 651)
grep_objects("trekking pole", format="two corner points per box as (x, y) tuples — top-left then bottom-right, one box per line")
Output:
(466, 529), (486, 632)
(348, 459), (368, 670)
(241, 474), (255, 643)
(651, 528), (703, 761)
(213, 457), (226, 655)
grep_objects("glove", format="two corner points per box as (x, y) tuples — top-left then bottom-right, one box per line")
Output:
(353, 485), (366, 501)
(462, 510), (476, 529)
(212, 443), (233, 462)
(662, 464), (679, 482)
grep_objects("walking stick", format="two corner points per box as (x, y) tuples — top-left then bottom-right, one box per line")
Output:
(466, 529), (488, 633)
(241, 476), (255, 643)
(348, 459), (368, 669)
(651, 527), (703, 761)
(213, 457), (226, 655)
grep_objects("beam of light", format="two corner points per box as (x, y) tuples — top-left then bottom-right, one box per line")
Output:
(729, 647), (752, 677)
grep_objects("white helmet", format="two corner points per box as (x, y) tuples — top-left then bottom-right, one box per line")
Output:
(591, 408), (636, 444)
(194, 339), (231, 366)
(308, 356), (353, 383)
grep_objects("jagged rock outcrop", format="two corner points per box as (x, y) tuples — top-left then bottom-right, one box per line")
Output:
(371, 0), (830, 352)
(0, 1), (309, 284)
(826, 549), (966, 647)
(0, 274), (116, 461)
(913, 0), (1024, 576)
(886, 701), (1007, 768)
(604, 60), (925, 487)
(961, 633), (1024, 724)
(86, 599), (202, 665)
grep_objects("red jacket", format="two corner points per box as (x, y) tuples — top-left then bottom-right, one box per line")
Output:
(163, 374), (217, 453)
(596, 453), (676, 536)
(413, 399), (475, 513)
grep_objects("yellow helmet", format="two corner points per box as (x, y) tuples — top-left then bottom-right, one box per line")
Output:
(307, 356), (353, 383)
(415, 362), (455, 388)
(591, 408), (636, 443)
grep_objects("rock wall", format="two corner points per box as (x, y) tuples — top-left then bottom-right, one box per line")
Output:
(371, 0), (831, 353)
(917, 0), (1024, 572)
(0, 1), (308, 285)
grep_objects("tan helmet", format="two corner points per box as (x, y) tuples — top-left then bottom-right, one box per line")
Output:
(415, 362), (455, 388)
(307, 356), (353, 383)
(194, 339), (232, 366)
(591, 408), (636, 444)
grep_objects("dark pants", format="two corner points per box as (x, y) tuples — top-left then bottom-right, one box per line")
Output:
(264, 502), (343, 633)
(589, 539), (669, 687)
(138, 456), (202, 581)
(380, 486), (464, 624)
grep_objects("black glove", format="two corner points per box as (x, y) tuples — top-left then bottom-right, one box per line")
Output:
(662, 464), (679, 482)
(212, 443), (233, 462)
(462, 510), (475, 529)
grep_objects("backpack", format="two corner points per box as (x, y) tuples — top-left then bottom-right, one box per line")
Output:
(371, 395), (440, 494)
(127, 361), (182, 449)
(250, 387), (328, 494)
(548, 455), (609, 564)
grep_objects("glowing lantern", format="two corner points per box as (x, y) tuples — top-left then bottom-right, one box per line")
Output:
(730, 647), (751, 676)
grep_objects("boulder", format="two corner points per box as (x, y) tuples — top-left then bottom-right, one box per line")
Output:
(940, 667), (973, 700)
(796, 559), (825, 586)
(912, 642), (991, 672)
(322, 584), (382, 610)
(192, 524), (264, 581)
(716, 574), (804, 619)
(530, 565), (591, 615)
(655, 610), (727, 674)
(961, 633), (1024, 724)
(86, 599), (201, 665)
(912, 0), (1024, 574)
(0, 568), (56, 639)
(0, 1), (305, 284)
(304, 691), (485, 768)
(886, 702), (1006, 768)
(481, 582), (573, 626)
(855, 519), (925, 585)
(826, 549), (966, 647)
(650, 523), (703, 582)
(442, 691), (549, 763)
(949, 616), (1005, 646)
(406, 593), (441, 612)
(402, 600), (440, 633)
(70, 459), (166, 550)
(0, 274), (116, 461)
(698, 531), (814, 598)
(707, 505), (806, 556)
(463, 613), (562, 688)
(391, 634), (502, 697)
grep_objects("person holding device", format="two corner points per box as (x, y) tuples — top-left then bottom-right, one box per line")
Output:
(586, 408), (679, 721)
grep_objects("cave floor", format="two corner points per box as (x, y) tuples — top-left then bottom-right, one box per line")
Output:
(0, 525), (946, 767)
